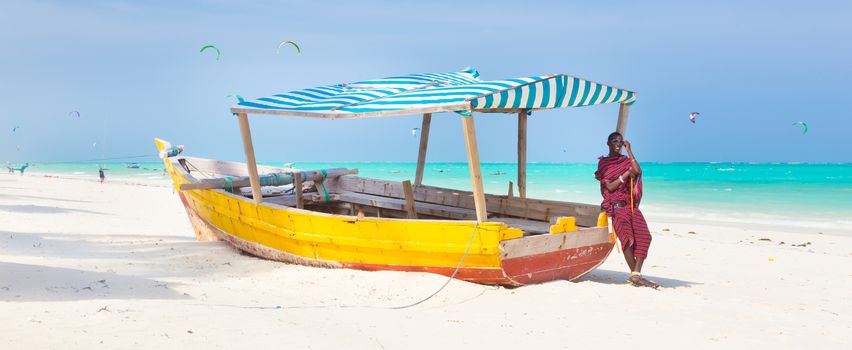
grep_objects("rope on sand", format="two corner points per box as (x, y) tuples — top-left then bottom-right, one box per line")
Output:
(198, 222), (482, 310)
(386, 222), (479, 309)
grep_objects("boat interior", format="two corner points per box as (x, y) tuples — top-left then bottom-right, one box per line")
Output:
(174, 156), (604, 236)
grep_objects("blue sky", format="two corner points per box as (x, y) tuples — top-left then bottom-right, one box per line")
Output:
(1, 0), (850, 163)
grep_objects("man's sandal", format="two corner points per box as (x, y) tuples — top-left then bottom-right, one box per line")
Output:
(627, 272), (643, 287)
(628, 272), (660, 289)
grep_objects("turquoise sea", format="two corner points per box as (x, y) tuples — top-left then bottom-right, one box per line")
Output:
(18, 161), (852, 231)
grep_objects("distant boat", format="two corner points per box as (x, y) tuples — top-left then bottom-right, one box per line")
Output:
(126, 163), (141, 169)
(489, 171), (506, 175)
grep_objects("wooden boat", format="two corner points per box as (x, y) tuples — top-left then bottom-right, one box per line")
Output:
(158, 69), (637, 286)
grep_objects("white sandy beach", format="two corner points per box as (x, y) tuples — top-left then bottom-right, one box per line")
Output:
(1, 174), (849, 349)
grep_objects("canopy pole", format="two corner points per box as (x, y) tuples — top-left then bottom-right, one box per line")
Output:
(461, 114), (487, 222)
(294, 170), (304, 209)
(236, 113), (263, 204)
(616, 103), (630, 136)
(402, 180), (418, 219)
(414, 113), (432, 186)
(517, 110), (528, 199)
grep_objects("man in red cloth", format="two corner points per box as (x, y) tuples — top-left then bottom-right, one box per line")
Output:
(595, 132), (659, 288)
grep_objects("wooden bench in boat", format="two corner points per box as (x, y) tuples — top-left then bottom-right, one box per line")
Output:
(337, 192), (478, 220)
(334, 176), (602, 227)
(175, 157), (599, 234)
(178, 157), (292, 177)
(263, 190), (553, 235)
(334, 192), (559, 235)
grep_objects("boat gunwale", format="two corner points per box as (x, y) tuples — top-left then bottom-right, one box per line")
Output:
(167, 155), (606, 237)
(168, 156), (484, 225)
(164, 152), (615, 286)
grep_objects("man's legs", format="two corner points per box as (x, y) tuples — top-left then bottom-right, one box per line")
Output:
(616, 208), (657, 288)
(614, 208), (639, 274)
(630, 209), (657, 288)
(622, 246), (636, 272)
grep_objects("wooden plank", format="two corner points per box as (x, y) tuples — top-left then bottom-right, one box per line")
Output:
(294, 170), (304, 209)
(518, 110), (528, 199)
(500, 226), (609, 259)
(236, 113), (263, 204)
(616, 103), (630, 136)
(179, 168), (357, 191)
(337, 192), (476, 220)
(461, 114), (487, 222)
(179, 157), (290, 177)
(181, 174), (290, 191)
(264, 193), (340, 207)
(414, 113), (432, 186)
(336, 176), (602, 226)
(402, 180), (417, 219)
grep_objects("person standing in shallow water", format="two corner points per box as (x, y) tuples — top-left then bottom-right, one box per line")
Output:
(99, 168), (105, 184)
(595, 132), (659, 289)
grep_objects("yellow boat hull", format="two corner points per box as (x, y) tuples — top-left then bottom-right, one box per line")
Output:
(157, 139), (614, 286)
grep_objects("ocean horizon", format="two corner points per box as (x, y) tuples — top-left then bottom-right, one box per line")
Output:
(15, 160), (851, 233)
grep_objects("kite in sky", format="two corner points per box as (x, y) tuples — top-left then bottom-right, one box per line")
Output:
(689, 112), (700, 124)
(226, 94), (245, 103)
(200, 45), (221, 60)
(277, 40), (301, 54)
(11, 126), (20, 133)
(411, 128), (419, 137)
(792, 121), (808, 134)
(69, 110), (80, 118)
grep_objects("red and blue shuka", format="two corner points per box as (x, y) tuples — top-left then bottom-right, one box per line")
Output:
(595, 155), (652, 259)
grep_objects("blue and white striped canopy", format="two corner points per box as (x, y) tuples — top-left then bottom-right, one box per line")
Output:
(231, 68), (636, 119)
